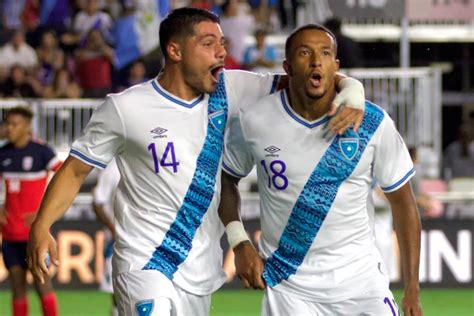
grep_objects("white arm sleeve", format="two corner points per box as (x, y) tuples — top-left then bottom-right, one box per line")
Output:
(223, 110), (255, 178)
(374, 116), (415, 193)
(70, 97), (125, 169)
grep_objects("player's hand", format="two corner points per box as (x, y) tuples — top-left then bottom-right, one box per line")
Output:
(326, 105), (364, 137)
(233, 241), (265, 290)
(401, 288), (423, 316)
(325, 77), (365, 137)
(27, 224), (59, 284)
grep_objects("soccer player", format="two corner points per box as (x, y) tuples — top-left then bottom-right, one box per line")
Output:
(92, 158), (120, 316)
(0, 106), (60, 316)
(27, 8), (364, 316)
(220, 24), (423, 316)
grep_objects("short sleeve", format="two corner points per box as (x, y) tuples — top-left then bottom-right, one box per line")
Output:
(223, 110), (255, 178)
(70, 96), (125, 169)
(42, 144), (61, 171)
(374, 117), (415, 193)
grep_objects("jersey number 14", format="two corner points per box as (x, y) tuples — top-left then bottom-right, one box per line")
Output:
(148, 142), (180, 173)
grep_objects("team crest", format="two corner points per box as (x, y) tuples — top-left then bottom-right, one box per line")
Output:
(22, 156), (33, 171)
(135, 299), (154, 316)
(209, 110), (226, 133)
(339, 138), (359, 160)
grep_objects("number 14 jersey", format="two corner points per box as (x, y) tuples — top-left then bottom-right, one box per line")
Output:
(70, 70), (279, 295)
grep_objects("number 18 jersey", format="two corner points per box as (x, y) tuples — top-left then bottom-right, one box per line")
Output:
(71, 70), (279, 295)
(223, 90), (414, 302)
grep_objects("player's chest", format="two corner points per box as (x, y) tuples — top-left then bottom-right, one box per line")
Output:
(0, 150), (45, 173)
(123, 104), (227, 169)
(248, 129), (375, 187)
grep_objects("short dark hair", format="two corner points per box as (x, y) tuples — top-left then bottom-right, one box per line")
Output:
(285, 24), (338, 59)
(159, 7), (220, 59)
(5, 106), (34, 122)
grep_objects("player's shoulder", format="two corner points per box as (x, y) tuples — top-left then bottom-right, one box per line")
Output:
(106, 79), (156, 108)
(238, 91), (281, 129)
(362, 100), (388, 123)
(29, 139), (55, 153)
(222, 69), (270, 85)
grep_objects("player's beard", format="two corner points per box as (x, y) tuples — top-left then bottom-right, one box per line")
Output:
(182, 61), (216, 95)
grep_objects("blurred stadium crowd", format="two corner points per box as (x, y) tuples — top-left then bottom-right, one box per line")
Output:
(0, 0), (301, 99)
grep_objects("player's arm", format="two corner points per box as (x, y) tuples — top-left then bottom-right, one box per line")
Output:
(328, 74), (365, 134)
(385, 182), (423, 316)
(27, 156), (93, 283)
(218, 171), (265, 290)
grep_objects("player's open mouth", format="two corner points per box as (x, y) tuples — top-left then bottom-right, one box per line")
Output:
(210, 65), (224, 82)
(309, 73), (322, 87)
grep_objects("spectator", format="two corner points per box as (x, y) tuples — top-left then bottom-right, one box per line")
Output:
(248, 0), (278, 29)
(0, 30), (38, 72)
(0, 66), (9, 97)
(2, 65), (40, 98)
(76, 28), (114, 98)
(126, 60), (147, 86)
(443, 124), (474, 180)
(36, 31), (65, 86)
(220, 0), (254, 64)
(62, 0), (113, 47)
(324, 17), (364, 68)
(0, 106), (61, 316)
(116, 60), (148, 92)
(223, 39), (241, 70)
(43, 68), (82, 98)
(21, 0), (40, 33)
(242, 28), (277, 72)
(1, 0), (26, 34)
(38, 0), (71, 34)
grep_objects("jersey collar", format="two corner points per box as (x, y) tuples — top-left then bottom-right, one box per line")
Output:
(152, 79), (204, 109)
(280, 90), (330, 129)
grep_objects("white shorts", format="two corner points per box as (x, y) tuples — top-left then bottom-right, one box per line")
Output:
(113, 270), (211, 316)
(262, 287), (399, 316)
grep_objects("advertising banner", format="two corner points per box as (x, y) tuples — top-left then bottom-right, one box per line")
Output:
(407, 0), (474, 21)
(1, 219), (472, 289)
(328, 0), (405, 20)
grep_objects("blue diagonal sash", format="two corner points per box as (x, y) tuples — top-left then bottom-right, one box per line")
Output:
(143, 73), (228, 279)
(263, 102), (384, 287)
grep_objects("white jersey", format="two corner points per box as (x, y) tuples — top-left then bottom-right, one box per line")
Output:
(223, 90), (414, 302)
(71, 70), (279, 295)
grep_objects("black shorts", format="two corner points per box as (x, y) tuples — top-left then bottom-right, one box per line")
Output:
(2, 240), (28, 269)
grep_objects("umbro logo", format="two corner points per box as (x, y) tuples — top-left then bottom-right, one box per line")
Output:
(264, 146), (280, 157)
(151, 127), (167, 138)
(265, 146), (280, 154)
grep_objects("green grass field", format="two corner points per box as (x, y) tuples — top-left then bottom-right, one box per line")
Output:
(0, 289), (473, 315)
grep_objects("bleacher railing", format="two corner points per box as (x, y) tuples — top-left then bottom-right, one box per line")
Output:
(0, 67), (442, 174)
(344, 67), (442, 177)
